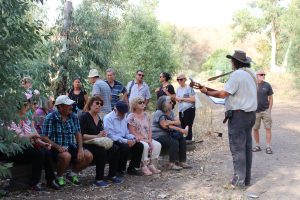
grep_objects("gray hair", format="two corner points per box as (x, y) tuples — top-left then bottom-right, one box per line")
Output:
(156, 95), (171, 113)
(38, 97), (50, 110)
(106, 68), (115, 74)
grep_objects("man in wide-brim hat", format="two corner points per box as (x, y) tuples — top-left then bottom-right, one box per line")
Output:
(198, 50), (257, 189)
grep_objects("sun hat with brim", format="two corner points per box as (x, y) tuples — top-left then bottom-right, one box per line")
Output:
(55, 95), (75, 106)
(226, 50), (252, 64)
(115, 100), (129, 113)
(177, 74), (187, 80)
(88, 69), (100, 78)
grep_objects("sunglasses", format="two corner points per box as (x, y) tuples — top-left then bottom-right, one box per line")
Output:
(95, 101), (103, 106)
(177, 78), (184, 81)
(137, 74), (144, 77)
(258, 74), (266, 76)
(138, 101), (145, 104)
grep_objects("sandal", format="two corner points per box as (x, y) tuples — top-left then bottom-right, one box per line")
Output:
(266, 147), (273, 154)
(252, 146), (261, 152)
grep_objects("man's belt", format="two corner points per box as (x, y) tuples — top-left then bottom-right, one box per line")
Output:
(223, 110), (245, 124)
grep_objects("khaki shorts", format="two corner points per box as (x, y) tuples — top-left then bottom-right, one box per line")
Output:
(253, 109), (272, 129)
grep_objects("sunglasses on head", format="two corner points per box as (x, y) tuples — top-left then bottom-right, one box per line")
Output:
(138, 101), (145, 104)
(258, 74), (266, 76)
(95, 101), (103, 106)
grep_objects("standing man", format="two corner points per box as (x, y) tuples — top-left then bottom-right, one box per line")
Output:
(104, 101), (144, 176)
(252, 70), (274, 154)
(199, 50), (257, 188)
(125, 70), (151, 107)
(88, 69), (112, 117)
(105, 68), (128, 110)
(41, 95), (93, 187)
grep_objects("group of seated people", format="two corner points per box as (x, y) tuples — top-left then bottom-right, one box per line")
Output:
(5, 94), (192, 191)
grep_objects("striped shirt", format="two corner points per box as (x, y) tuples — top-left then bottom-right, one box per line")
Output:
(41, 111), (80, 147)
(92, 79), (112, 113)
(9, 119), (33, 137)
(104, 80), (127, 109)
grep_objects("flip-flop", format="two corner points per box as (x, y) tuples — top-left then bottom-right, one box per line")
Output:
(266, 147), (273, 154)
(252, 146), (262, 152)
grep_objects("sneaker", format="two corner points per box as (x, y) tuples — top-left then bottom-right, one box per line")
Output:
(127, 168), (142, 176)
(47, 180), (62, 190)
(141, 166), (152, 176)
(66, 174), (81, 186)
(107, 176), (123, 184)
(94, 180), (109, 188)
(147, 164), (161, 174)
(31, 183), (45, 191)
(55, 177), (66, 187)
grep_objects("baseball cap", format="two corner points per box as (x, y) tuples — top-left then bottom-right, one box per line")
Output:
(55, 95), (75, 106)
(115, 101), (129, 113)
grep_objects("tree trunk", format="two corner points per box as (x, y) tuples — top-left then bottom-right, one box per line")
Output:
(55, 0), (73, 95)
(270, 24), (277, 71)
(282, 40), (292, 69)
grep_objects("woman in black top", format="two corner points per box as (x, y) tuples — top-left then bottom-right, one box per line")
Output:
(67, 77), (88, 113)
(80, 96), (122, 187)
(155, 72), (176, 109)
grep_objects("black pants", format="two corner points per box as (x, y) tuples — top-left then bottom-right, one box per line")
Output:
(156, 134), (187, 162)
(228, 111), (256, 185)
(6, 147), (55, 186)
(179, 107), (196, 140)
(113, 141), (143, 172)
(84, 144), (120, 180)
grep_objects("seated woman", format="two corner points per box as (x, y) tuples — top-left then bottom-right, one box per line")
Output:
(152, 95), (191, 170)
(127, 96), (161, 176)
(34, 97), (51, 135)
(80, 96), (122, 187)
(6, 98), (60, 191)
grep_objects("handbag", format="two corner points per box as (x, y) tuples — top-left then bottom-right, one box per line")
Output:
(84, 137), (113, 150)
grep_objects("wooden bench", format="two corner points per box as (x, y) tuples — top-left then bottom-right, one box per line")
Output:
(1, 142), (195, 191)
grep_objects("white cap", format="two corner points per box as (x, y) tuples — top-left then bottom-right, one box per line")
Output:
(55, 95), (75, 106)
(88, 69), (99, 78)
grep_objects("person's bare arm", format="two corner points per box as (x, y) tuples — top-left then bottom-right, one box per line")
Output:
(268, 95), (273, 111)
(200, 87), (230, 99)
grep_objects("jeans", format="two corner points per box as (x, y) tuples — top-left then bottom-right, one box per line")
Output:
(228, 111), (256, 185)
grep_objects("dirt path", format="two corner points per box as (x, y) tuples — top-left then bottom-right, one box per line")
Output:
(5, 100), (300, 200)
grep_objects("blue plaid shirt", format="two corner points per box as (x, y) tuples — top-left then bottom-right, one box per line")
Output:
(41, 111), (80, 147)
(104, 80), (127, 109)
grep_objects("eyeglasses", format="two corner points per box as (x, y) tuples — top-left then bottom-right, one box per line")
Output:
(258, 74), (266, 76)
(177, 78), (184, 81)
(138, 101), (145, 105)
(95, 101), (103, 106)
(159, 76), (164, 78)
(137, 74), (144, 77)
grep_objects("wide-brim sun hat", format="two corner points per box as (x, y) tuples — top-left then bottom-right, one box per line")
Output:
(88, 69), (100, 78)
(55, 95), (75, 106)
(226, 50), (252, 64)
